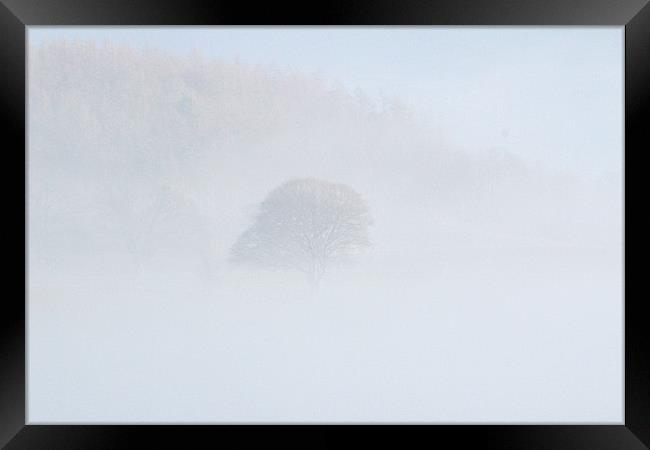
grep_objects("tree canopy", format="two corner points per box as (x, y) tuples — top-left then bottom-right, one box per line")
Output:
(230, 178), (372, 286)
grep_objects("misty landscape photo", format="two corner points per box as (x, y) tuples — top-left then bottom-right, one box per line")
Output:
(27, 27), (623, 423)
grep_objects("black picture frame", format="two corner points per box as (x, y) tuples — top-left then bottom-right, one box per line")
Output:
(2, 0), (648, 448)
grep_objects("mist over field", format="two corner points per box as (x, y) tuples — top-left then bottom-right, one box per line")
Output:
(28, 29), (622, 423)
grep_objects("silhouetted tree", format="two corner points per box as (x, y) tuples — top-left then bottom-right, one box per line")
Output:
(230, 178), (372, 287)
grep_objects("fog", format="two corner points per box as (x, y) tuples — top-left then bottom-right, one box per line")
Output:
(27, 28), (622, 423)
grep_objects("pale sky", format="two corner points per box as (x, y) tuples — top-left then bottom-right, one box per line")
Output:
(29, 26), (623, 177)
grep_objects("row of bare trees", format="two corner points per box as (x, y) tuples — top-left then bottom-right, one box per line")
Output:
(29, 40), (386, 285)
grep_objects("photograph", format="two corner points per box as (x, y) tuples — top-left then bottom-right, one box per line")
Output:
(27, 26), (623, 423)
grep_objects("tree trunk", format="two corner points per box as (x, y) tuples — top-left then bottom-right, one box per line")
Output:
(307, 260), (326, 291)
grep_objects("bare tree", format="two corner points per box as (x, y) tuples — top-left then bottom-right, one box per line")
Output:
(230, 178), (372, 287)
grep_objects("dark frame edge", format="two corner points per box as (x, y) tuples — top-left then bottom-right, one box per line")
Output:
(0, 0), (26, 448)
(1, 0), (649, 25)
(624, 0), (650, 447)
(2, 425), (650, 450)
